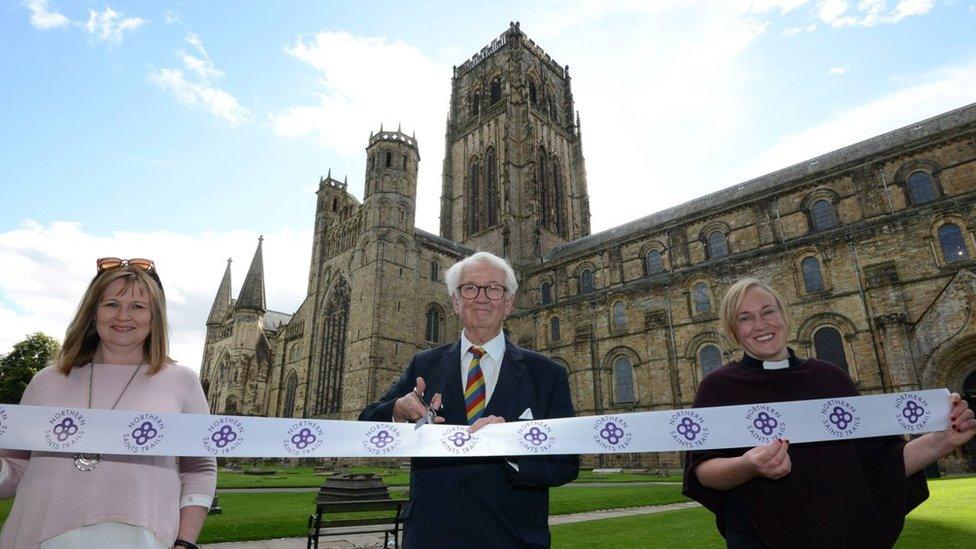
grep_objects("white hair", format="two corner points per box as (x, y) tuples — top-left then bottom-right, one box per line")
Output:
(444, 251), (518, 298)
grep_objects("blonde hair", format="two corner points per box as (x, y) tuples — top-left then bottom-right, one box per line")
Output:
(57, 266), (171, 375)
(719, 277), (792, 347)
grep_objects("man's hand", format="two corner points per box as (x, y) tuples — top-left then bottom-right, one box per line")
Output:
(741, 438), (791, 480)
(392, 377), (444, 423)
(468, 415), (505, 433)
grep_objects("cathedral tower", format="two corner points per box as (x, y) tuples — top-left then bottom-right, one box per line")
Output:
(439, 22), (591, 265)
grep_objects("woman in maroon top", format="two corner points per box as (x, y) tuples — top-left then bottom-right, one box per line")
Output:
(683, 278), (975, 549)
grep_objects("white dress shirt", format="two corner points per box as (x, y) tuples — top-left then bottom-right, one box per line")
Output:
(459, 330), (506, 404)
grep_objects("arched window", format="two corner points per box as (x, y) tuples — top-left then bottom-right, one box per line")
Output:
(613, 356), (635, 403)
(938, 224), (970, 264)
(470, 92), (480, 116)
(644, 250), (664, 276)
(490, 78), (501, 103)
(469, 160), (481, 234)
(430, 260), (439, 281)
(316, 278), (350, 415)
(814, 327), (849, 373)
(698, 345), (723, 377)
(707, 231), (729, 260)
(579, 269), (594, 294)
(693, 283), (711, 313)
(907, 171), (936, 205)
(613, 301), (627, 331)
(402, 154), (408, 170)
(283, 371), (298, 417)
(802, 256), (825, 292)
(368, 155), (374, 172)
(550, 316), (561, 342)
(486, 148), (498, 227)
(540, 281), (553, 305)
(529, 81), (538, 105)
(385, 151), (391, 167)
(289, 342), (302, 361)
(425, 307), (441, 343)
(552, 158), (566, 235)
(810, 199), (838, 231)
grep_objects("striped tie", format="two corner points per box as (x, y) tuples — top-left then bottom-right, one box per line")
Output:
(464, 346), (487, 424)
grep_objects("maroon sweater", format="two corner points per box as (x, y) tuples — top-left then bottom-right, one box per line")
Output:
(682, 352), (928, 548)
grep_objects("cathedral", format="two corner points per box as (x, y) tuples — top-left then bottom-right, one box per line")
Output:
(200, 23), (976, 468)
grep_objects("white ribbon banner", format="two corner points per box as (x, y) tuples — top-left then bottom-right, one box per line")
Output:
(0, 389), (949, 458)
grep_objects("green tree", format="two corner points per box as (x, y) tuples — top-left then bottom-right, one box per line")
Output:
(0, 332), (60, 404)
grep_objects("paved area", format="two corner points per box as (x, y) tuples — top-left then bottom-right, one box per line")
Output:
(201, 501), (702, 548)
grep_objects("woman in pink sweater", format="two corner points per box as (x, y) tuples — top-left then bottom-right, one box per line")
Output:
(0, 258), (217, 548)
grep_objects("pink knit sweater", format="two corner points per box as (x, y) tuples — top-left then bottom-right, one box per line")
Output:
(0, 362), (217, 547)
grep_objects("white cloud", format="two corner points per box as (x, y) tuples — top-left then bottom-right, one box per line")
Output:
(23, 0), (70, 30)
(269, 31), (451, 228)
(782, 23), (818, 35)
(739, 58), (976, 180)
(163, 10), (179, 24)
(816, 0), (936, 28)
(149, 33), (251, 126)
(84, 6), (145, 45)
(0, 221), (312, 372)
(828, 65), (848, 75)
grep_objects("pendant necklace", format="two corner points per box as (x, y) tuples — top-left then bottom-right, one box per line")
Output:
(73, 362), (143, 472)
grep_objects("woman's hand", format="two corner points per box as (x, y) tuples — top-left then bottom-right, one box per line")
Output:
(695, 439), (791, 490)
(742, 438), (792, 480)
(903, 393), (976, 476)
(944, 393), (976, 447)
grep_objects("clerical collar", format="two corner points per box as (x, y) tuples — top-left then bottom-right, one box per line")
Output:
(739, 349), (804, 371)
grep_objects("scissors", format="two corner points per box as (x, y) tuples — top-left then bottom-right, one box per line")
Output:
(412, 387), (437, 430)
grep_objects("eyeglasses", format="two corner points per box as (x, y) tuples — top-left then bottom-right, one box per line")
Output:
(96, 257), (156, 273)
(457, 283), (507, 301)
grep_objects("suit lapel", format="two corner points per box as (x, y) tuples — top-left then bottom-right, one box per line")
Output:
(435, 340), (466, 425)
(484, 339), (525, 419)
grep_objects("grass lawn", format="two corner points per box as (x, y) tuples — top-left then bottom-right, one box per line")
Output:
(551, 476), (976, 548)
(199, 484), (686, 543)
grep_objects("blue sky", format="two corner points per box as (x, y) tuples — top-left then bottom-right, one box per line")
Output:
(2, 0), (976, 369)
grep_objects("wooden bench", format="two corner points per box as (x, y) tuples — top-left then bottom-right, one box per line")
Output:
(306, 499), (404, 549)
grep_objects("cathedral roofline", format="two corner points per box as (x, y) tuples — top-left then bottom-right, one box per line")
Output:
(415, 228), (474, 257)
(368, 126), (419, 155)
(543, 99), (976, 264)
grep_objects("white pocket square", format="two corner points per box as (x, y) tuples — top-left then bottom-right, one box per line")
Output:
(518, 408), (534, 420)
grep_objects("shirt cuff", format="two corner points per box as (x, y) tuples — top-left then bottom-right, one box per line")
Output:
(180, 493), (214, 508)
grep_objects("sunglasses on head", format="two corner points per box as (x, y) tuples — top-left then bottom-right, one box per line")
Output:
(96, 257), (156, 273)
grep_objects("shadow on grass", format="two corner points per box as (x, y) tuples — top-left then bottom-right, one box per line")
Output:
(896, 517), (976, 549)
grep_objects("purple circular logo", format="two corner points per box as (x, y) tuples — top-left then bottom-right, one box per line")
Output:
(745, 405), (786, 442)
(593, 416), (632, 450)
(894, 394), (931, 432)
(370, 430), (394, 448)
(291, 428), (317, 449)
(676, 416), (702, 441)
(600, 422), (624, 445)
(362, 424), (401, 455)
(131, 421), (158, 446)
(211, 424), (238, 448)
(902, 400), (924, 424)
(448, 431), (471, 447)
(821, 400), (859, 437)
(523, 426), (549, 446)
(53, 417), (78, 442)
(829, 407), (852, 430)
(753, 412), (779, 436)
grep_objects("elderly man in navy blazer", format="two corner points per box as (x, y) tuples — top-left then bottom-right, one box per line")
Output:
(360, 251), (579, 548)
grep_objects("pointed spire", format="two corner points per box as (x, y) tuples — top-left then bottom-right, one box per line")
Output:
(397, 122), (401, 132)
(327, 168), (332, 180)
(380, 122), (384, 132)
(235, 236), (266, 314)
(206, 258), (233, 325)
